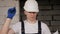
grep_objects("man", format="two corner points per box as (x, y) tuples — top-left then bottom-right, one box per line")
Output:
(1, 0), (51, 34)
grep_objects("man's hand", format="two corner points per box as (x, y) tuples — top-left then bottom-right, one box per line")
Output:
(7, 7), (16, 19)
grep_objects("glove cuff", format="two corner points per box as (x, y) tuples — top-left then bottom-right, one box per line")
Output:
(7, 16), (13, 19)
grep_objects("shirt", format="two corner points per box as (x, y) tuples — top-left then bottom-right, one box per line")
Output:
(11, 20), (51, 34)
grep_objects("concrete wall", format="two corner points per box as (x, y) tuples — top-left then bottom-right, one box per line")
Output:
(0, 0), (19, 30)
(20, 0), (60, 34)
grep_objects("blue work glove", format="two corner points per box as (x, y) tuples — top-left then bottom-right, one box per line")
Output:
(7, 7), (16, 19)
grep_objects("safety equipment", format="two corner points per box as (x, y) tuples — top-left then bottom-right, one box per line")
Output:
(21, 20), (41, 34)
(7, 7), (16, 19)
(23, 0), (39, 12)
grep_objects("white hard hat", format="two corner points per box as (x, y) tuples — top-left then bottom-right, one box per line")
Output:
(23, 0), (39, 12)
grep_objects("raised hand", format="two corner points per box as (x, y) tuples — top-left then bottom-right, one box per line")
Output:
(7, 7), (16, 19)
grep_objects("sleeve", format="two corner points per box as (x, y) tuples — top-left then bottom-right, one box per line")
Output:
(11, 22), (21, 33)
(41, 22), (51, 34)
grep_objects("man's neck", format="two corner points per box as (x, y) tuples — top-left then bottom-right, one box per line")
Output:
(26, 19), (37, 24)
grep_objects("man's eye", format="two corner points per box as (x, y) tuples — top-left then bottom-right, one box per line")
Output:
(28, 12), (31, 13)
(28, 12), (36, 13)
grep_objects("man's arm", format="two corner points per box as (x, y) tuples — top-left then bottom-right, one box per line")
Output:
(1, 7), (16, 34)
(42, 22), (51, 34)
(1, 18), (13, 34)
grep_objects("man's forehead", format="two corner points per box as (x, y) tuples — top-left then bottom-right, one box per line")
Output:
(28, 12), (38, 13)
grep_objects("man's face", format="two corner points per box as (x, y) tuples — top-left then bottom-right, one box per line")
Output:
(24, 11), (38, 20)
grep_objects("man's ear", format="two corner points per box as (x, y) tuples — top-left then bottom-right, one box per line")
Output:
(24, 11), (26, 15)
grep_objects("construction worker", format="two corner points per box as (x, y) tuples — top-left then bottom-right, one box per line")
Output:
(1, 0), (51, 34)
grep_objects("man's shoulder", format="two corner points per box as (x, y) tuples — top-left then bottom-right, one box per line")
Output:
(41, 21), (47, 25)
(41, 21), (48, 27)
(41, 21), (49, 29)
